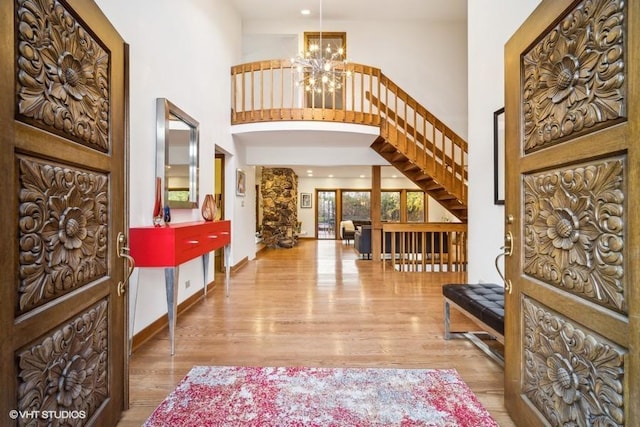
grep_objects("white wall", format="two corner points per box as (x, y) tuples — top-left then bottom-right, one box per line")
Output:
(95, 0), (244, 334)
(466, 0), (541, 284)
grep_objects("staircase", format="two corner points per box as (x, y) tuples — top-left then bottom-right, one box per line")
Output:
(230, 60), (468, 222)
(367, 77), (468, 222)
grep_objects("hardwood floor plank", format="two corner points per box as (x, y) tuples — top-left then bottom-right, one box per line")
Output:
(119, 239), (515, 426)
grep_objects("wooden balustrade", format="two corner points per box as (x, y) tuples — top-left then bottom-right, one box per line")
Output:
(230, 58), (468, 208)
(381, 223), (467, 272)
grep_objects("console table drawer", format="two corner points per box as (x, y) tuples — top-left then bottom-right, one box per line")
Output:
(130, 220), (231, 267)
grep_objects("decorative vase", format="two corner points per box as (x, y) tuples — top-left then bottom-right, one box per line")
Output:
(201, 194), (217, 221)
(153, 177), (163, 226)
(163, 204), (171, 223)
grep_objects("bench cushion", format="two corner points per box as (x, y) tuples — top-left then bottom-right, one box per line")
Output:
(442, 283), (504, 335)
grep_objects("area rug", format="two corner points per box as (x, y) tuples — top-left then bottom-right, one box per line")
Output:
(144, 366), (498, 426)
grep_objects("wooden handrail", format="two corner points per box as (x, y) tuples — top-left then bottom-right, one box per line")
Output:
(382, 223), (467, 272)
(231, 59), (467, 206)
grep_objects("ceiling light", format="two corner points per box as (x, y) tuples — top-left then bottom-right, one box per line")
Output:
(301, 9), (311, 16)
(306, 169), (313, 173)
(359, 175), (365, 178)
(291, 0), (351, 94)
(328, 174), (334, 178)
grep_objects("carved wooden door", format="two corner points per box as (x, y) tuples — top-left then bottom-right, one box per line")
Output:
(0, 0), (127, 425)
(504, 0), (638, 425)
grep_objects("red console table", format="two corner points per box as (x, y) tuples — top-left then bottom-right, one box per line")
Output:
(129, 220), (231, 355)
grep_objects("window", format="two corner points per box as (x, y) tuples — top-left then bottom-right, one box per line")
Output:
(381, 191), (400, 222)
(303, 32), (347, 109)
(341, 191), (370, 221)
(407, 191), (425, 222)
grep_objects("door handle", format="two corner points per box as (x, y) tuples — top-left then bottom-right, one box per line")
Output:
(117, 232), (135, 296)
(495, 232), (514, 294)
(504, 231), (513, 257)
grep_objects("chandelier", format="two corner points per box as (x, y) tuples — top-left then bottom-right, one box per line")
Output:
(291, 0), (351, 94)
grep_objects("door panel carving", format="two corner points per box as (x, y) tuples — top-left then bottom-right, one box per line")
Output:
(18, 156), (109, 314)
(522, 297), (625, 426)
(523, 158), (625, 313)
(1, 0), (126, 423)
(522, 0), (626, 153)
(16, 0), (110, 152)
(505, 0), (638, 424)
(17, 300), (109, 424)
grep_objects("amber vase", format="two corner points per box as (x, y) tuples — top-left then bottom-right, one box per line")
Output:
(201, 194), (217, 221)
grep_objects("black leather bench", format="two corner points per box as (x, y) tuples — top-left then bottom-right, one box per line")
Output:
(442, 283), (504, 365)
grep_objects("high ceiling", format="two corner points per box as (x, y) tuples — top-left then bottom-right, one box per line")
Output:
(230, 0), (467, 179)
(231, 0), (466, 23)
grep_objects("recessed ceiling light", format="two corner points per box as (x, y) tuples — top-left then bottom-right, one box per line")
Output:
(301, 9), (311, 16)
(359, 175), (365, 178)
(392, 175), (397, 178)
(306, 169), (313, 173)
(328, 174), (334, 178)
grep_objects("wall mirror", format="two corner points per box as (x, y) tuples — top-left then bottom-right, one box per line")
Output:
(157, 98), (199, 209)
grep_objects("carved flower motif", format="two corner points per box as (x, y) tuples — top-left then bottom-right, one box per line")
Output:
(546, 354), (581, 404)
(18, 302), (108, 419)
(535, 188), (599, 268)
(537, 31), (599, 112)
(522, 0), (625, 151)
(523, 300), (625, 426)
(16, 0), (109, 150)
(42, 187), (96, 267)
(40, 28), (102, 111)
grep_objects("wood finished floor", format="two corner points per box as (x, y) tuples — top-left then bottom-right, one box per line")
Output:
(118, 239), (515, 426)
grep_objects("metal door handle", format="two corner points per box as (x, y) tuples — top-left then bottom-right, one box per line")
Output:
(495, 232), (514, 295)
(117, 232), (135, 296)
(504, 231), (513, 257)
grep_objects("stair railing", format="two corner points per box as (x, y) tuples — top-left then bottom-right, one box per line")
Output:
(231, 59), (467, 204)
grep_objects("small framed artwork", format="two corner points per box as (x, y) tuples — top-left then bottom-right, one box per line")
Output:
(493, 107), (505, 205)
(300, 192), (312, 208)
(236, 169), (246, 196)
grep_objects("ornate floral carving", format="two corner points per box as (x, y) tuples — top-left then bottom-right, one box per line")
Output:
(522, 298), (625, 426)
(522, 0), (625, 152)
(16, 0), (110, 152)
(523, 159), (625, 313)
(17, 300), (108, 425)
(18, 157), (108, 314)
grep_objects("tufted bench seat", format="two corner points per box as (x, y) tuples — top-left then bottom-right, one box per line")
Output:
(442, 283), (504, 365)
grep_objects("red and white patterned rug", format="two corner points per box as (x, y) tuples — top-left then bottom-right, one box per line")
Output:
(144, 366), (498, 426)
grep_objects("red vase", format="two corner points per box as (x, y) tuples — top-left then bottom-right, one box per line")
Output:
(153, 177), (163, 225)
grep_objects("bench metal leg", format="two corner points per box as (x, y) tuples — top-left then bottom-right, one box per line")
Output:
(444, 300), (452, 340)
(443, 299), (504, 367)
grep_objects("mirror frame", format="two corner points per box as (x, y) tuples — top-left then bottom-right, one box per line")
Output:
(156, 98), (200, 209)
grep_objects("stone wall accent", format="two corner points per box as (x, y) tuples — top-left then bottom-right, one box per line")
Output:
(261, 168), (298, 248)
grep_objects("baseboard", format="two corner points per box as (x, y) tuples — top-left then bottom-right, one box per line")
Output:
(131, 282), (216, 353)
(232, 256), (248, 273)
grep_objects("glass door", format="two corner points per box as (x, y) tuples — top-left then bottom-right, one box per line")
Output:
(317, 190), (336, 239)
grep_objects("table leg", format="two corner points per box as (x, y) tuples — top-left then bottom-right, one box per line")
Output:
(128, 268), (140, 356)
(224, 244), (230, 297)
(202, 253), (210, 296)
(164, 267), (179, 355)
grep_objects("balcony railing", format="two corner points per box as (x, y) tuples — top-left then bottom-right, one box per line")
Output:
(231, 59), (468, 207)
(382, 223), (467, 272)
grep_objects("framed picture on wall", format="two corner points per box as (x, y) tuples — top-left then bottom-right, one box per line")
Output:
(493, 107), (505, 205)
(236, 169), (246, 196)
(301, 192), (312, 208)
